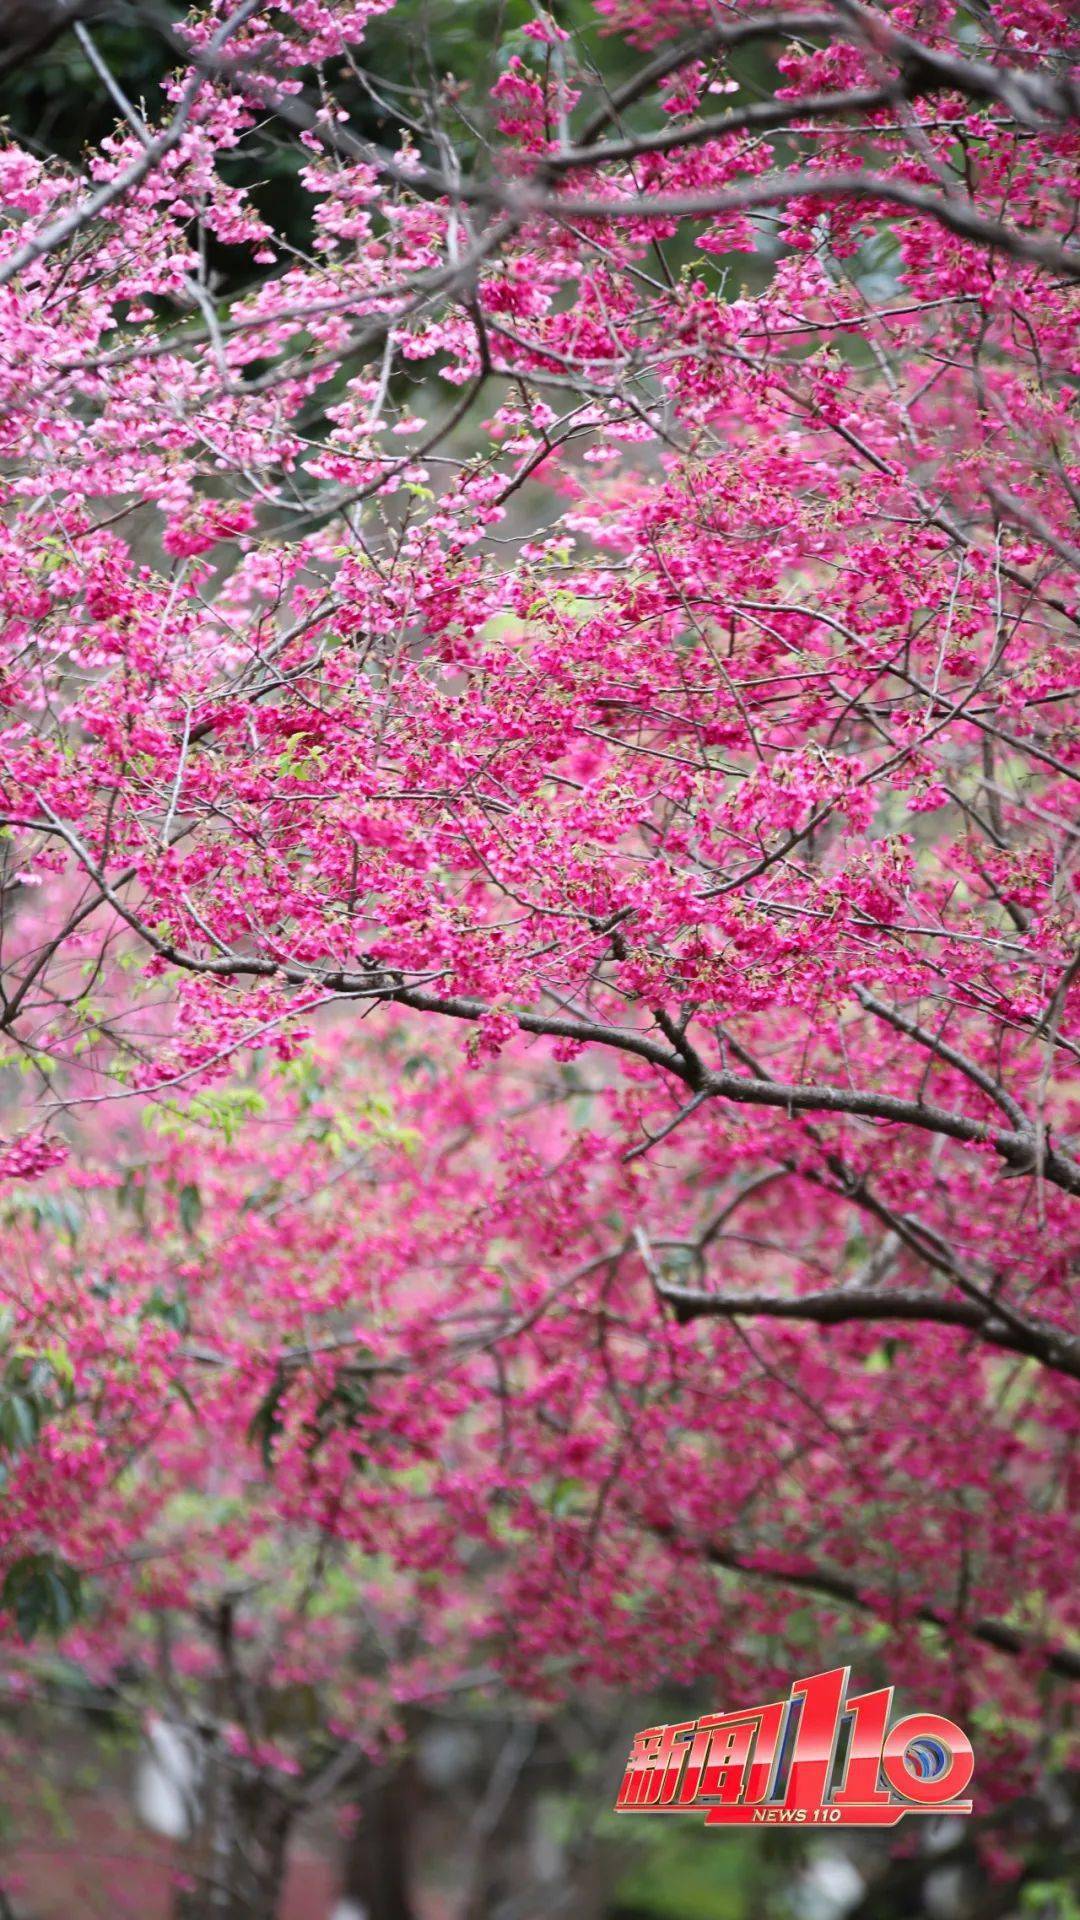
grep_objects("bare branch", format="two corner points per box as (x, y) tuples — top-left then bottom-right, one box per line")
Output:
(547, 86), (901, 174)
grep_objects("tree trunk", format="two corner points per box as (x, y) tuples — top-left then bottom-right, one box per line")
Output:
(339, 1758), (417, 1920)
(172, 1756), (294, 1920)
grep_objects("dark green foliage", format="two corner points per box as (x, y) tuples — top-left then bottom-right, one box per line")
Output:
(1, 1550), (83, 1642)
(247, 1361), (289, 1469)
(0, 1345), (76, 1465)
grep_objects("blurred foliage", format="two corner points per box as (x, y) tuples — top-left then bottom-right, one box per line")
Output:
(609, 1821), (789, 1919)
(0, 1550), (82, 1643)
(0, 1332), (76, 1472)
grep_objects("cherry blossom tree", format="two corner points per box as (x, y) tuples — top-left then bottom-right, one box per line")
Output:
(0, 0), (1077, 1912)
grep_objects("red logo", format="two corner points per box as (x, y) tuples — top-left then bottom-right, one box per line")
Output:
(615, 1667), (974, 1828)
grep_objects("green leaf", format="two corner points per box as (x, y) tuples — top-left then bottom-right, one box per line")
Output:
(140, 1287), (189, 1334)
(0, 1392), (39, 1453)
(247, 1365), (289, 1469)
(42, 1345), (76, 1396)
(2, 1552), (83, 1642)
(178, 1182), (203, 1236)
(548, 1476), (587, 1518)
(303, 1369), (371, 1458)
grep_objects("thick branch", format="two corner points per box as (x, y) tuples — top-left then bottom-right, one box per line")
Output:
(828, 0), (1080, 128)
(575, 3), (1079, 148)
(656, 1280), (1080, 1379)
(855, 987), (1031, 1132)
(694, 1063), (1080, 1195)
(517, 173), (1080, 281)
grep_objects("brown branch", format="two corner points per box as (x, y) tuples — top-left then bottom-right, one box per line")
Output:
(784, 1143), (1080, 1367)
(515, 173), (1080, 281)
(7, 808), (1080, 1192)
(575, 12), (840, 146)
(547, 85), (900, 174)
(654, 1279), (1080, 1379)
(575, 3), (1078, 152)
(653, 1527), (1080, 1683)
(827, 0), (1080, 129)
(855, 987), (1031, 1133)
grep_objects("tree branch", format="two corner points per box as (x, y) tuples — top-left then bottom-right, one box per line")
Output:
(0, 0), (267, 291)
(855, 987), (1031, 1133)
(4, 819), (1078, 1192)
(575, 12), (840, 146)
(517, 172), (1080, 281)
(548, 85), (901, 174)
(659, 1530), (1080, 1683)
(654, 1279), (1080, 1379)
